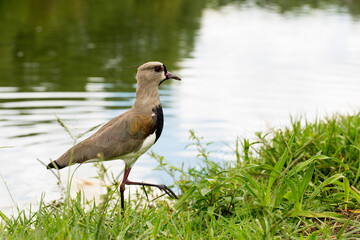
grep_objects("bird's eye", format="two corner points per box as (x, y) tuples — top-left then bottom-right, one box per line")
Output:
(154, 66), (162, 72)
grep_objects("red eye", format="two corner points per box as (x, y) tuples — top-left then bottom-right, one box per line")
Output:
(154, 66), (162, 72)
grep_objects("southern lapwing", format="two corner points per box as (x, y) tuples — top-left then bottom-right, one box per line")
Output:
(47, 61), (181, 210)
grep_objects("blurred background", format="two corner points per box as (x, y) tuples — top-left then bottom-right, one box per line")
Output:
(1, 0), (360, 213)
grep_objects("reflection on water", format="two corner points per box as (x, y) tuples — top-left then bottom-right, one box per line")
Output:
(0, 0), (204, 91)
(1, 0), (360, 213)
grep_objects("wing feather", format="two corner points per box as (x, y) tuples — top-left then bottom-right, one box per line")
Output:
(52, 111), (157, 168)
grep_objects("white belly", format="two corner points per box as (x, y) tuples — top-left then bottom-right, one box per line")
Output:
(121, 132), (157, 165)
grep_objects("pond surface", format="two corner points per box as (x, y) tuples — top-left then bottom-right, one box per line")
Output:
(1, 0), (360, 213)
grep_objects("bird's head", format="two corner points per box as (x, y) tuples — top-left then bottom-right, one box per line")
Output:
(136, 61), (181, 87)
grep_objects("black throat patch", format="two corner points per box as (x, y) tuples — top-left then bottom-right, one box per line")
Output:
(152, 105), (164, 143)
(159, 64), (168, 86)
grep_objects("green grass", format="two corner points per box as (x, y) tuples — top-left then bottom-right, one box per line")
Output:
(2, 113), (360, 239)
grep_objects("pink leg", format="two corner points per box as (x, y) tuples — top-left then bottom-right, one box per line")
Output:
(120, 167), (132, 210)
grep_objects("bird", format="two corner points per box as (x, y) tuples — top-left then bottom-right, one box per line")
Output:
(47, 61), (181, 210)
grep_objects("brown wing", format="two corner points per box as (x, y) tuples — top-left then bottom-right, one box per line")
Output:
(50, 110), (156, 168)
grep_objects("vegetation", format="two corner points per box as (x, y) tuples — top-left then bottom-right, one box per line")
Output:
(1, 113), (360, 239)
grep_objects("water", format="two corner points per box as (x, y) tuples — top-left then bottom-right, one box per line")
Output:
(1, 0), (360, 213)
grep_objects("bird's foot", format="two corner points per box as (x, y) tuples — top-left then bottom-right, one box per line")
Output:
(156, 184), (178, 199)
(124, 180), (178, 199)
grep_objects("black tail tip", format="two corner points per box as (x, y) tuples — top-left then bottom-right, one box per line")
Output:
(46, 161), (64, 170)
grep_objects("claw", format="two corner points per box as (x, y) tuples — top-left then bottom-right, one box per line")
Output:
(158, 184), (178, 199)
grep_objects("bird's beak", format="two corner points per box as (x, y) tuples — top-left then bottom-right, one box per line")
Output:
(165, 71), (181, 81)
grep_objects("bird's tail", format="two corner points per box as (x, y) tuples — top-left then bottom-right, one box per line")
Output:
(46, 161), (65, 170)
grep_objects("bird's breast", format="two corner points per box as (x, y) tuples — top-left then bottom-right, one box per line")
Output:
(119, 105), (163, 165)
(152, 105), (164, 143)
(120, 131), (157, 163)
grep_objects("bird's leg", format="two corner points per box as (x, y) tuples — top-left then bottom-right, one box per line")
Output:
(120, 167), (132, 211)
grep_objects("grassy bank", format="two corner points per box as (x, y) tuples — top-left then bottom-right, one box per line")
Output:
(1, 113), (360, 239)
